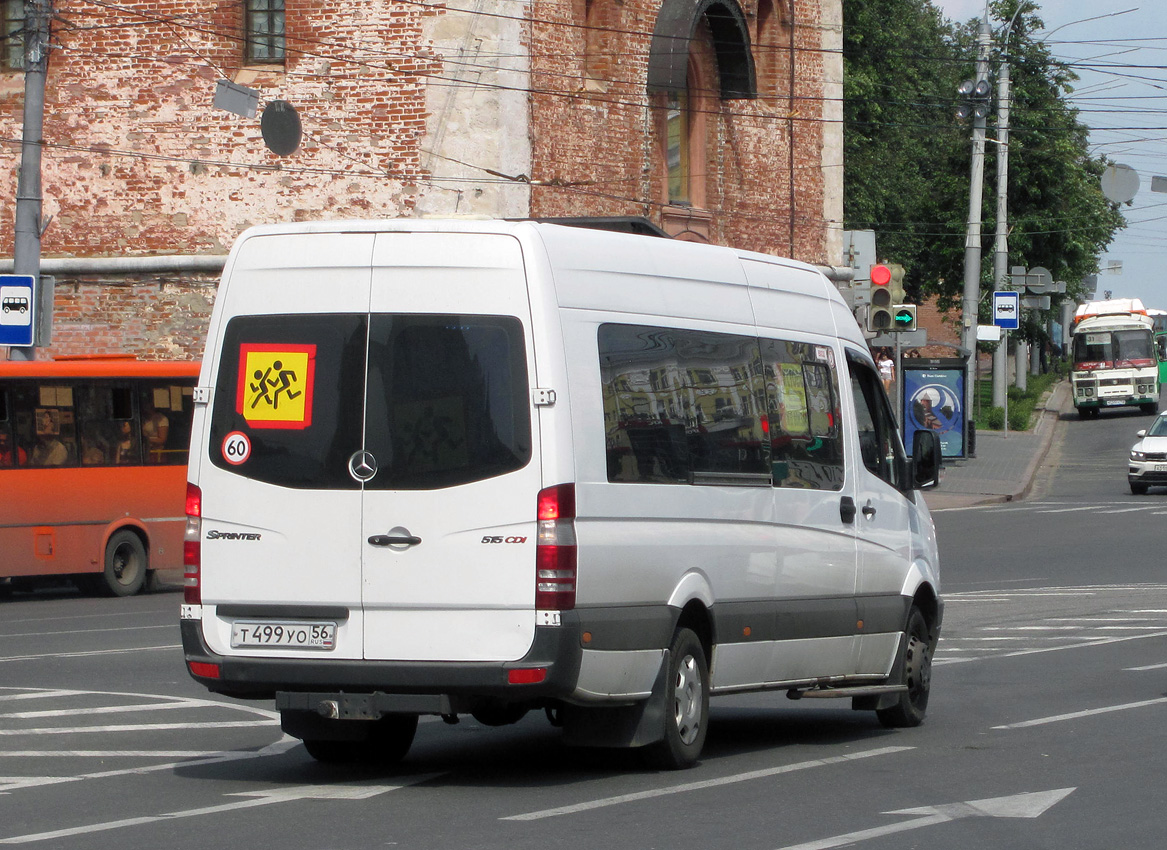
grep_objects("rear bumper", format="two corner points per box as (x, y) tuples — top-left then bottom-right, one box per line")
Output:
(180, 617), (586, 705)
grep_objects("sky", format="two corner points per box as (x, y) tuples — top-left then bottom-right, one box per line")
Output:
(929, 0), (1167, 309)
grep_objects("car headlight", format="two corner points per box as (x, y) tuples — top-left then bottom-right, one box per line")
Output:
(1131, 450), (1147, 461)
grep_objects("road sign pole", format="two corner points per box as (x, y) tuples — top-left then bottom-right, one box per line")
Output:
(9, 0), (51, 361)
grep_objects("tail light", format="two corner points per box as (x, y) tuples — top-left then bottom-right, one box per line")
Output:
(184, 482), (202, 605)
(536, 483), (576, 610)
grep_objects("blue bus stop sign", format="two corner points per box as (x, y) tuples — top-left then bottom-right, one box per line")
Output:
(0, 274), (36, 347)
(993, 290), (1020, 330)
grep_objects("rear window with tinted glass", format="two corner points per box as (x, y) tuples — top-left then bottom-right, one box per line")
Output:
(209, 313), (531, 490)
(209, 314), (368, 489)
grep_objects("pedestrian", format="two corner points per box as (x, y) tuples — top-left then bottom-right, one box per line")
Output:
(878, 348), (895, 393)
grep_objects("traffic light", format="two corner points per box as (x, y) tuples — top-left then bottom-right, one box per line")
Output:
(892, 304), (917, 332)
(868, 264), (893, 331)
(888, 263), (906, 304)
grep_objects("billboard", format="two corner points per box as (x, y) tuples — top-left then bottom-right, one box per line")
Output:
(903, 360), (966, 459)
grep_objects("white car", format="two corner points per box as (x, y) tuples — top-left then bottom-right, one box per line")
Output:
(1128, 413), (1167, 493)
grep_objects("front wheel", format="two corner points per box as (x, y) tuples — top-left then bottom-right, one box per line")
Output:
(1131, 481), (1149, 495)
(647, 628), (709, 770)
(100, 530), (148, 597)
(877, 606), (933, 728)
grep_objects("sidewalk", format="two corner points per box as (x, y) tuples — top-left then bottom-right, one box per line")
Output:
(921, 380), (1071, 511)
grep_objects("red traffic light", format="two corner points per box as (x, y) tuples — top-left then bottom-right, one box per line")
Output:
(871, 264), (892, 286)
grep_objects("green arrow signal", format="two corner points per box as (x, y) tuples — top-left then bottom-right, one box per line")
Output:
(894, 309), (914, 326)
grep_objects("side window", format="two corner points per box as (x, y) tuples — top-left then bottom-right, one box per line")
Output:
(600, 323), (768, 484)
(0, 387), (22, 467)
(761, 339), (844, 490)
(76, 385), (135, 466)
(847, 352), (905, 488)
(139, 381), (195, 466)
(21, 384), (78, 468)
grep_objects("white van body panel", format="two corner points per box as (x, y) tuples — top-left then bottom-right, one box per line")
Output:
(194, 232), (378, 662)
(361, 232), (541, 662)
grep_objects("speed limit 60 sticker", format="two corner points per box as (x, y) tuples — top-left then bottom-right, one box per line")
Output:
(222, 431), (252, 465)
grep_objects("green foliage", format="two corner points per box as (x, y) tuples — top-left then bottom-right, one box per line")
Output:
(972, 368), (1063, 431)
(843, 0), (1125, 309)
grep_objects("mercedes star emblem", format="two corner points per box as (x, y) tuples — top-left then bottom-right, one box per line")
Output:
(348, 450), (378, 482)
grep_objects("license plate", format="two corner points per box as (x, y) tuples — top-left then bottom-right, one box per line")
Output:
(1155, 464), (1167, 472)
(1105, 399), (1125, 406)
(231, 621), (337, 650)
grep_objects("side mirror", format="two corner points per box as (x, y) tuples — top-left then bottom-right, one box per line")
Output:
(911, 429), (942, 489)
(1137, 429), (1147, 438)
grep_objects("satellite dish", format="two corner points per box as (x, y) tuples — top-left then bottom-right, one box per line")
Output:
(261, 100), (301, 156)
(1101, 163), (1139, 204)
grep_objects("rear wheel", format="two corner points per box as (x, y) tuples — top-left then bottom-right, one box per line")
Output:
(877, 606), (933, 728)
(647, 628), (709, 770)
(100, 531), (147, 597)
(303, 714), (418, 765)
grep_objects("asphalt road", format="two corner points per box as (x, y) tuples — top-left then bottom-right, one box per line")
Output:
(1, 405), (1165, 849)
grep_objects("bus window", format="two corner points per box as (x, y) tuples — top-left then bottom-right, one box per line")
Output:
(139, 382), (193, 465)
(0, 391), (24, 467)
(15, 384), (79, 468)
(77, 385), (135, 466)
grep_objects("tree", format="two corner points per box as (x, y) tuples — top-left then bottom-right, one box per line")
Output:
(844, 0), (1125, 312)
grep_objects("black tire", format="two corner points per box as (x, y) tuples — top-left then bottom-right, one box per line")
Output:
(100, 530), (148, 597)
(303, 714), (418, 765)
(1143, 402), (1161, 415)
(1131, 482), (1149, 495)
(877, 606), (933, 728)
(647, 628), (709, 770)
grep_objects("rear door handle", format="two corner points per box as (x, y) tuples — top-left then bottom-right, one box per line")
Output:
(368, 534), (422, 547)
(862, 500), (877, 520)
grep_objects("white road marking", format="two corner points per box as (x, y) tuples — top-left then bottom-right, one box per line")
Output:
(6, 698), (211, 720)
(993, 697), (1167, 730)
(1126, 661), (1167, 671)
(773, 789), (1075, 850)
(0, 737), (300, 794)
(1, 625), (175, 639)
(934, 629), (1167, 665)
(0, 777), (438, 844)
(501, 746), (913, 821)
(0, 721), (272, 736)
(0, 645), (181, 663)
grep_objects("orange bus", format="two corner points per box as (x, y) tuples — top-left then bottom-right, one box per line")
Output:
(0, 355), (199, 596)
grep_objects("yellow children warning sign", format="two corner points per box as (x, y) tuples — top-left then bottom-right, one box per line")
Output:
(236, 344), (316, 429)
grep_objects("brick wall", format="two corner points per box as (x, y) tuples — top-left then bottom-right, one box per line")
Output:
(0, 0), (840, 360)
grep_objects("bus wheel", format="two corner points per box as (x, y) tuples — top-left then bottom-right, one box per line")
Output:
(647, 628), (709, 770)
(101, 531), (148, 597)
(877, 606), (933, 729)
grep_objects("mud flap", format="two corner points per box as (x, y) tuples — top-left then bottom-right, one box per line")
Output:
(560, 649), (670, 749)
(852, 632), (906, 712)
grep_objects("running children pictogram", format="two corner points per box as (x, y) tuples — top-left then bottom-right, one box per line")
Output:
(236, 343), (316, 429)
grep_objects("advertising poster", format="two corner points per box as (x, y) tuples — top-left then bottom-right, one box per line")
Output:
(903, 365), (965, 458)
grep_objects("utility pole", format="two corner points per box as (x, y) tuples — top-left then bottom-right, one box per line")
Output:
(10, 0), (51, 362)
(960, 16), (992, 444)
(991, 33), (1011, 412)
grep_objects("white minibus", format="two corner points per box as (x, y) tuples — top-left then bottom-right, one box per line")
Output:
(181, 220), (942, 769)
